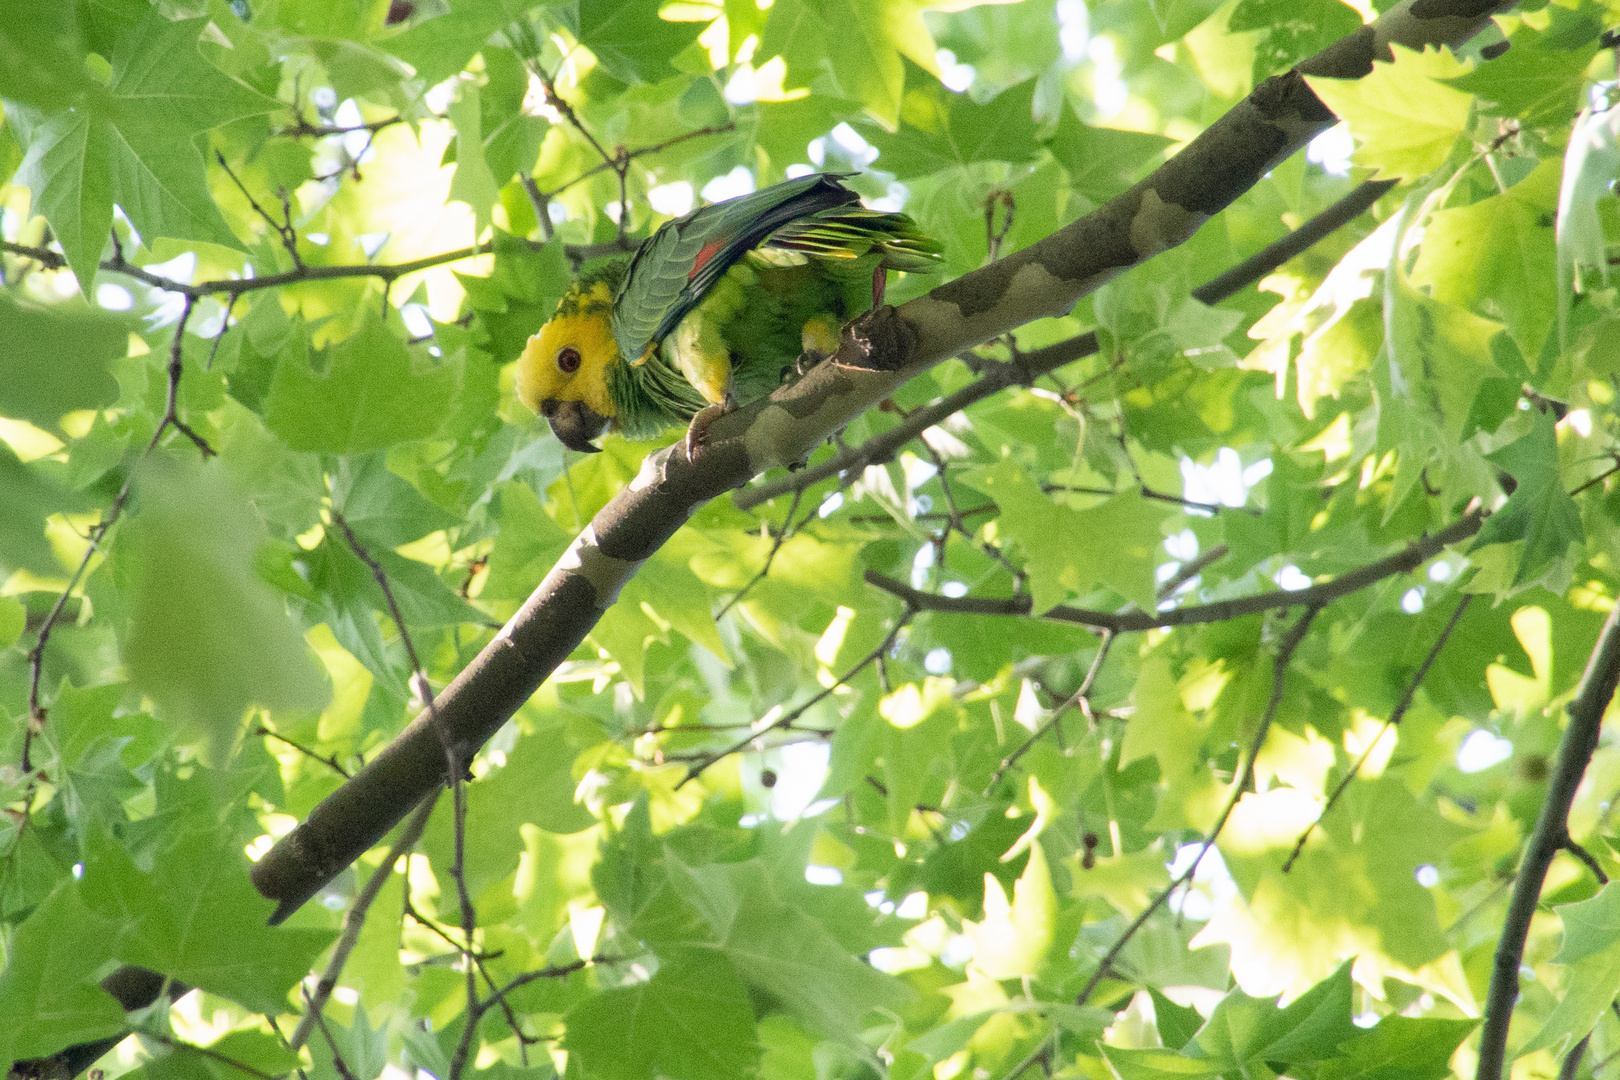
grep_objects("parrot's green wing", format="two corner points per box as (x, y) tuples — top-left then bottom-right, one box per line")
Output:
(611, 174), (858, 364)
(610, 173), (940, 365)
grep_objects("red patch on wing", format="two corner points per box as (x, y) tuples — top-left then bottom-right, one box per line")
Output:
(688, 238), (726, 281)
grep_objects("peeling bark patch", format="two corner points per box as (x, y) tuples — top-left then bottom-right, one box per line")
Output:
(833, 305), (919, 372)
(1129, 190), (1208, 259)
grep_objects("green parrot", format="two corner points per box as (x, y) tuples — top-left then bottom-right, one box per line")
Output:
(515, 173), (940, 453)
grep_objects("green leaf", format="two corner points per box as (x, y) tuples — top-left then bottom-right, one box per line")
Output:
(962, 840), (1056, 979)
(961, 459), (1166, 613)
(1193, 961), (1359, 1069)
(381, 0), (534, 86)
(79, 830), (337, 1015)
(8, 8), (278, 291)
(309, 1003), (389, 1080)
(1518, 935), (1620, 1059)
(0, 442), (78, 576)
(447, 78), (499, 239)
(1448, 25), (1596, 128)
(761, 0), (940, 127)
(115, 455), (329, 747)
(0, 5), (100, 110)
(329, 453), (460, 549)
(1409, 160), (1560, 361)
(562, 949), (760, 1080)
(1555, 881), (1620, 965)
(264, 316), (465, 453)
(0, 595), (23, 649)
(864, 71), (1041, 179)
(1097, 1047), (1223, 1080)
(563, 0), (710, 85)
(1047, 103), (1172, 202)
(1149, 988), (1204, 1050)
(1304, 44), (1473, 180)
(0, 884), (124, 1064)
(1315, 1016), (1476, 1080)
(1472, 409), (1584, 584)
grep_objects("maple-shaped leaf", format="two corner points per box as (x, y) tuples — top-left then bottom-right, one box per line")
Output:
(1409, 160), (1559, 360)
(961, 459), (1166, 613)
(561, 0), (709, 84)
(863, 68), (1041, 178)
(1304, 44), (1472, 180)
(8, 7), (278, 293)
(1472, 408), (1584, 584)
(760, 0), (942, 128)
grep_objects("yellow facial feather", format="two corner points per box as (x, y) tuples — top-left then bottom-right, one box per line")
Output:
(514, 283), (620, 419)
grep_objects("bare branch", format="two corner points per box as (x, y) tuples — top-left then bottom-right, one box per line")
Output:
(864, 509), (1483, 633)
(1477, 604), (1620, 1080)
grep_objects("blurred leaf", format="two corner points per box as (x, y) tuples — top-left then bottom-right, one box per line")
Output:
(116, 456), (329, 746)
(0, 292), (127, 427)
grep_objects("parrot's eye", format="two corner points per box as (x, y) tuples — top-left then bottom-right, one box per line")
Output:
(556, 347), (582, 374)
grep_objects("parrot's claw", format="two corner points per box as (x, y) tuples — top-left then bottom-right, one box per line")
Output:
(795, 349), (828, 376)
(685, 392), (737, 463)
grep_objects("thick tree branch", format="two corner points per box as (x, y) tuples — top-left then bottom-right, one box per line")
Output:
(1476, 604), (1620, 1080)
(250, 0), (1515, 922)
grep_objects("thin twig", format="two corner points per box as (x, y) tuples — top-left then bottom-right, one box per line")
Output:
(21, 298), (211, 771)
(865, 510), (1484, 634)
(1477, 605), (1620, 1080)
(215, 150), (304, 268)
(1043, 482), (1260, 517)
(142, 1032), (281, 1080)
(307, 1000), (361, 1080)
(715, 488), (804, 620)
(985, 632), (1114, 796)
(1565, 838), (1610, 885)
(1075, 606), (1317, 1008)
(1157, 545), (1229, 601)
(1559, 1034), (1590, 1080)
(1281, 594), (1472, 871)
(279, 113), (412, 138)
(289, 793), (438, 1049)
(675, 606), (917, 786)
(327, 509), (480, 1079)
(258, 726), (353, 779)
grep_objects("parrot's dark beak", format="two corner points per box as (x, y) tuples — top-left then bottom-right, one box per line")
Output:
(540, 399), (608, 454)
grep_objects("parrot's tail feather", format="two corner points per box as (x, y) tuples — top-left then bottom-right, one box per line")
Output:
(767, 207), (943, 273)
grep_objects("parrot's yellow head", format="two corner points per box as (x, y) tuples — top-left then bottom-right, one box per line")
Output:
(516, 280), (621, 452)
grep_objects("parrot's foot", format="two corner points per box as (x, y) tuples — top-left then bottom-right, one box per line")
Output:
(684, 392), (736, 462)
(832, 304), (918, 373)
